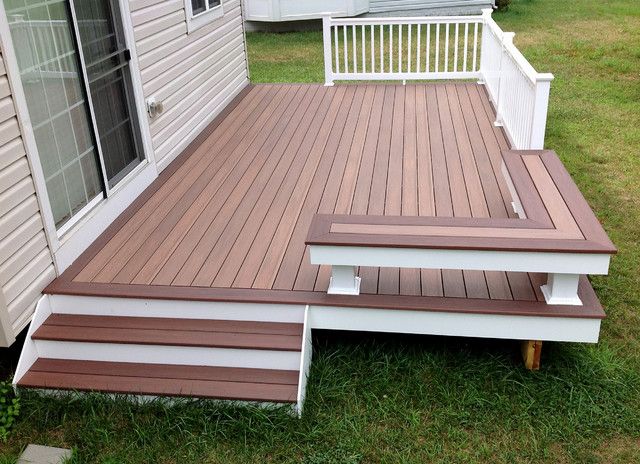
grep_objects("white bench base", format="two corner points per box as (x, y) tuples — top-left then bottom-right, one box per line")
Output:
(541, 273), (582, 306)
(328, 265), (361, 295)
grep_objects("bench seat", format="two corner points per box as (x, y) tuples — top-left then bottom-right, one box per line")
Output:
(306, 150), (615, 304)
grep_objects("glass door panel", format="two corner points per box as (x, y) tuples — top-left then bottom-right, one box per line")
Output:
(72, 0), (143, 188)
(5, 0), (103, 228)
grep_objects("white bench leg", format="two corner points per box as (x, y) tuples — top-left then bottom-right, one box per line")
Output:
(327, 265), (361, 295)
(541, 273), (582, 306)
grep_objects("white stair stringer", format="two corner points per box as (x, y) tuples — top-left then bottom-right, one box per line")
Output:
(13, 294), (52, 386)
(295, 305), (312, 416)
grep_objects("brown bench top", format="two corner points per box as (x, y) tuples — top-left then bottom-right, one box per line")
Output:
(306, 150), (616, 254)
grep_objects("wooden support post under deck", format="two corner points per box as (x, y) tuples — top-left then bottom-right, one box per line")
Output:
(521, 340), (542, 370)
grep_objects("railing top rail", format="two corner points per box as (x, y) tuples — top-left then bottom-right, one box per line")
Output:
(326, 15), (484, 26)
(504, 40), (554, 84)
(480, 11), (553, 84)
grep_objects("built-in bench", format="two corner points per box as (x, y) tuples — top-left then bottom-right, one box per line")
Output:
(306, 150), (616, 305)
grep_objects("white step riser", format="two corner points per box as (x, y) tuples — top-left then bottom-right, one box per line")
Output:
(49, 295), (305, 324)
(34, 340), (301, 371)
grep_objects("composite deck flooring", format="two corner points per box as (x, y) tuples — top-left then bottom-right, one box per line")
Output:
(61, 83), (552, 303)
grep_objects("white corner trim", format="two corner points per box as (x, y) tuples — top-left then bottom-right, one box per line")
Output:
(0, 290), (14, 347)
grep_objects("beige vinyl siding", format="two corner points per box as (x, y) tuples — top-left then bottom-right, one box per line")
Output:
(0, 51), (55, 346)
(130, 0), (250, 168)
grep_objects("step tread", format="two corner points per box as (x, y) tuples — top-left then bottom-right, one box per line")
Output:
(30, 358), (299, 385)
(45, 314), (303, 335)
(19, 359), (298, 403)
(34, 315), (303, 351)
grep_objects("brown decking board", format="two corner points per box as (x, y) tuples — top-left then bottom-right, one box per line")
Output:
(305, 151), (615, 253)
(46, 83), (608, 317)
(20, 359), (298, 403)
(33, 314), (303, 351)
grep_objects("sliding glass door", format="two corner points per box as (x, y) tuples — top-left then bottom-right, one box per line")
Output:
(4, 0), (143, 229)
(74, 0), (143, 188)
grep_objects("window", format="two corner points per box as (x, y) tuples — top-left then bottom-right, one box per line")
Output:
(186, 0), (222, 33)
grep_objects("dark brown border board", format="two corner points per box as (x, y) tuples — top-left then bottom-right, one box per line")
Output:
(306, 150), (616, 255)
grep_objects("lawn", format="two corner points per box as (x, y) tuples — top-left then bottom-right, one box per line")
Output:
(2, 0), (640, 462)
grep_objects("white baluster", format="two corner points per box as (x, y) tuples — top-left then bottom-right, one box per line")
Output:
(435, 23), (439, 72)
(444, 23), (449, 72)
(352, 25), (357, 74)
(426, 23), (430, 72)
(343, 25), (348, 73)
(417, 24), (421, 73)
(399, 23), (403, 74)
(454, 23), (459, 72)
(472, 22), (478, 72)
(463, 23), (468, 72)
(380, 24), (384, 73)
(362, 25), (365, 73)
(408, 24), (412, 73)
(389, 24), (393, 73)
(371, 25), (375, 73)
(334, 24), (339, 74)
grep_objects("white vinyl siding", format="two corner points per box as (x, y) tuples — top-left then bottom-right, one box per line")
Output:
(130, 0), (249, 169)
(0, 50), (55, 346)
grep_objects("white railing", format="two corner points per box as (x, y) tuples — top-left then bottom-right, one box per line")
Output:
(322, 15), (483, 83)
(478, 9), (553, 149)
(322, 9), (554, 149)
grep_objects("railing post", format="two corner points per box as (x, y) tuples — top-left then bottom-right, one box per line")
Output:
(529, 73), (554, 149)
(478, 8), (493, 84)
(494, 31), (514, 127)
(322, 14), (334, 86)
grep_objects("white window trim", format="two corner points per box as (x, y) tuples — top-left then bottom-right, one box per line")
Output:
(185, 0), (224, 33)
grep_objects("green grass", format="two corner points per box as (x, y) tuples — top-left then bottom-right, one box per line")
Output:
(2, 0), (640, 461)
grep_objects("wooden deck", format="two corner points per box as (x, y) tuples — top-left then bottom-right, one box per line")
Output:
(47, 83), (605, 316)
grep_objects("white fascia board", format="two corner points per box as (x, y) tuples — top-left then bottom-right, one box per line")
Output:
(309, 245), (611, 275)
(309, 305), (601, 343)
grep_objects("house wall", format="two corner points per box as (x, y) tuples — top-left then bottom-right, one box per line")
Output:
(0, 48), (56, 346)
(0, 0), (250, 346)
(129, 0), (250, 170)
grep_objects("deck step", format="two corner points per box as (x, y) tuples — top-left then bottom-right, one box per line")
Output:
(33, 314), (303, 351)
(18, 359), (298, 403)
